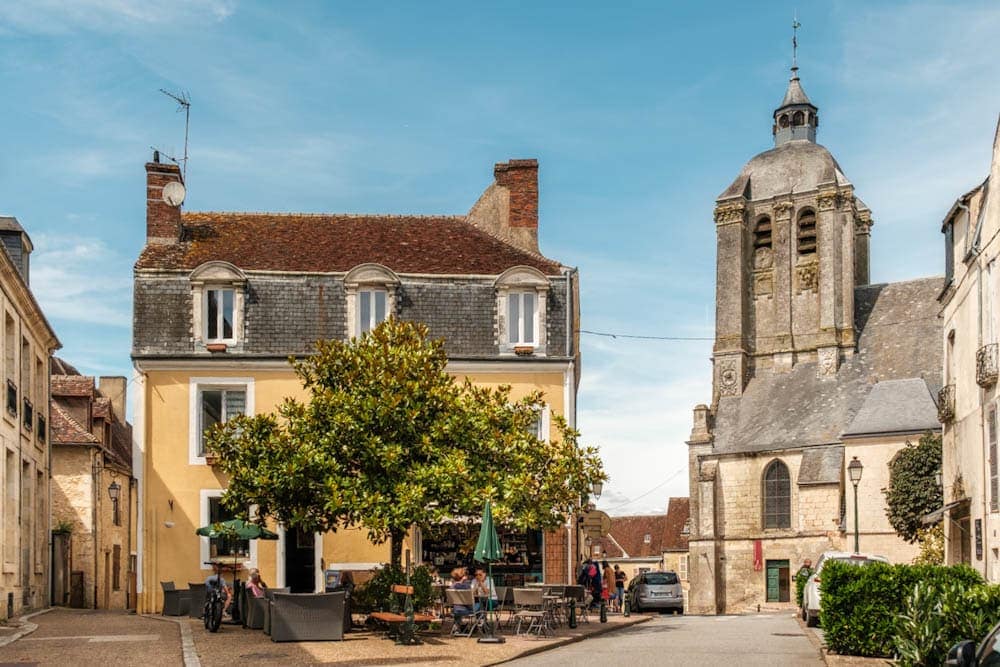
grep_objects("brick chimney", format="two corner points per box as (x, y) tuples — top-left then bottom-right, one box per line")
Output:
(467, 158), (540, 255)
(145, 152), (183, 244)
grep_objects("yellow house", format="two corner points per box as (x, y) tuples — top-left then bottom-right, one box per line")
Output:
(132, 156), (581, 612)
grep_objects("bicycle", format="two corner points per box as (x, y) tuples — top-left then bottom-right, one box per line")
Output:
(204, 585), (225, 632)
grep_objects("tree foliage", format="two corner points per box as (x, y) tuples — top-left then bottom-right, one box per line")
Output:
(205, 318), (605, 568)
(882, 432), (942, 544)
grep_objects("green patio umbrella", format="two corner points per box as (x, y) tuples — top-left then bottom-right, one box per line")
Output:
(473, 500), (505, 643)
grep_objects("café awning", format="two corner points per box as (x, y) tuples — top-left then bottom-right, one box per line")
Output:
(921, 497), (970, 526)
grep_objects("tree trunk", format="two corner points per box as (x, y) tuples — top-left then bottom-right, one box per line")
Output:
(390, 527), (405, 570)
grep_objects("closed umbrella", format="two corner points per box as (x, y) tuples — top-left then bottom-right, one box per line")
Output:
(473, 500), (505, 643)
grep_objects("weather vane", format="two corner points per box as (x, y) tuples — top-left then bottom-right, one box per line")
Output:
(792, 13), (801, 72)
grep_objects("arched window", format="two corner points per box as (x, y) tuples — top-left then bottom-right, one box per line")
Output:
(792, 110), (805, 126)
(779, 114), (790, 128)
(797, 209), (817, 258)
(763, 460), (791, 529)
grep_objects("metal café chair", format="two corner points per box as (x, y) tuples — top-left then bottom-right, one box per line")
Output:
(564, 585), (590, 623)
(542, 585), (566, 627)
(445, 589), (483, 637)
(512, 587), (551, 637)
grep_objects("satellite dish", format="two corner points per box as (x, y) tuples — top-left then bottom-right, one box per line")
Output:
(162, 181), (186, 207)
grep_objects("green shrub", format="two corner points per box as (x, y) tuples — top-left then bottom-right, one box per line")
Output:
(352, 564), (434, 613)
(894, 580), (1000, 666)
(820, 560), (982, 658)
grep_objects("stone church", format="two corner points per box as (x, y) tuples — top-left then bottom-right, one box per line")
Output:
(686, 65), (943, 614)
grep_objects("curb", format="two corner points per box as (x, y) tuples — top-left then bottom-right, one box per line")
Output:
(0, 607), (53, 648)
(143, 614), (201, 667)
(485, 615), (652, 666)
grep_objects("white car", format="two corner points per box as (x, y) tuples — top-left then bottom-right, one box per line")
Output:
(801, 551), (888, 627)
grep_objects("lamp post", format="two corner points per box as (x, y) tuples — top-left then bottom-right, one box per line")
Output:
(108, 480), (121, 526)
(570, 480), (604, 629)
(847, 457), (864, 553)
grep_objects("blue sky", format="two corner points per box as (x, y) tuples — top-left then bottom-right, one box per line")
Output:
(2, 1), (999, 515)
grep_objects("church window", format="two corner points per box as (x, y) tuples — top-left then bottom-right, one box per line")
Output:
(797, 210), (817, 258)
(792, 110), (805, 126)
(779, 114), (789, 128)
(754, 217), (772, 250)
(763, 460), (791, 529)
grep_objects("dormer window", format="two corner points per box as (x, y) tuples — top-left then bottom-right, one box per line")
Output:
(206, 289), (235, 342)
(495, 266), (551, 355)
(190, 261), (247, 349)
(345, 264), (399, 338)
(643, 534), (652, 544)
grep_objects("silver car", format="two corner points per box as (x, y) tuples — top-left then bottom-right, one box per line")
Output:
(628, 571), (683, 613)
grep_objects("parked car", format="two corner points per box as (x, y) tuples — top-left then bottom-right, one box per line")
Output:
(627, 570), (683, 613)
(800, 551), (888, 627)
(946, 620), (1000, 666)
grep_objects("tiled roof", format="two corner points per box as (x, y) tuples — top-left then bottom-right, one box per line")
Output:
(597, 515), (670, 559)
(50, 403), (98, 445)
(662, 497), (690, 552)
(52, 375), (95, 398)
(51, 357), (80, 375)
(135, 213), (563, 276)
(93, 397), (111, 420)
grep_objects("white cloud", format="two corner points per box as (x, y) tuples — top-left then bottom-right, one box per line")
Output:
(0, 0), (236, 35)
(30, 235), (131, 328)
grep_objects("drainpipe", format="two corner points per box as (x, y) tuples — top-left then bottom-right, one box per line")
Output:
(91, 450), (99, 609)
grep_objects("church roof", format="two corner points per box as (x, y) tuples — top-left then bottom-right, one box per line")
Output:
(842, 379), (940, 437)
(718, 140), (849, 202)
(711, 276), (943, 455)
(779, 74), (814, 109)
(797, 445), (843, 485)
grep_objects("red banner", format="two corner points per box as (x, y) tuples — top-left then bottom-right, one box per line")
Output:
(753, 539), (763, 571)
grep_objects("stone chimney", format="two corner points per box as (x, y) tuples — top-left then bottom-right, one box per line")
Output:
(146, 152), (183, 244)
(466, 158), (540, 255)
(98, 376), (127, 422)
(0, 217), (32, 284)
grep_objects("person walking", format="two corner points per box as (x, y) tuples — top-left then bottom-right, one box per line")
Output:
(602, 561), (614, 610)
(613, 564), (627, 612)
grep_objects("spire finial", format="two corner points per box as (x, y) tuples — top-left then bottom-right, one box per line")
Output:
(791, 13), (801, 78)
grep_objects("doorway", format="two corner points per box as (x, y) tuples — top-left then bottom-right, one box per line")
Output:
(284, 529), (316, 593)
(765, 559), (790, 602)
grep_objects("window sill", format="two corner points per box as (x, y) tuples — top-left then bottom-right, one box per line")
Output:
(205, 343), (229, 353)
(513, 346), (536, 357)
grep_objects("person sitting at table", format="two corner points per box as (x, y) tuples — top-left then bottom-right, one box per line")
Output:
(449, 567), (479, 614)
(246, 568), (268, 598)
(473, 568), (497, 610)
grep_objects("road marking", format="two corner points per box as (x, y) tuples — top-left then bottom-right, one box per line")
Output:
(23, 634), (160, 643)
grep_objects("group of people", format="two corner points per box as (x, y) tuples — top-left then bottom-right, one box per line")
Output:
(577, 558), (627, 611)
(448, 566), (497, 615)
(205, 563), (269, 617)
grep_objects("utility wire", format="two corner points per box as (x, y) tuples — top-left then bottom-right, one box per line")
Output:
(602, 466), (687, 512)
(579, 329), (713, 341)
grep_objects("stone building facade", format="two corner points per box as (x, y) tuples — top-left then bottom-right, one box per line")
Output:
(49, 358), (135, 609)
(132, 156), (581, 613)
(686, 67), (943, 614)
(938, 117), (1000, 581)
(0, 217), (60, 618)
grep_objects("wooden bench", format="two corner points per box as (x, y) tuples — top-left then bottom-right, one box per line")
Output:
(368, 586), (436, 643)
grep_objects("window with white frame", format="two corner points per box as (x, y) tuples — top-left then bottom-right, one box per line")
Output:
(679, 554), (689, 581)
(527, 405), (549, 442)
(358, 288), (388, 334)
(205, 288), (235, 342)
(190, 378), (253, 463)
(199, 489), (257, 569)
(507, 291), (537, 345)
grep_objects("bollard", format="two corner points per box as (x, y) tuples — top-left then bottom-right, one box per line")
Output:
(622, 591), (630, 617)
(568, 599), (577, 628)
(600, 599), (608, 623)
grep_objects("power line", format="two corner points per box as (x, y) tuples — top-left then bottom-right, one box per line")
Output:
(579, 329), (713, 342)
(602, 466), (687, 512)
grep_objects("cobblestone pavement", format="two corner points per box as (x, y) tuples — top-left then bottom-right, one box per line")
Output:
(0, 608), (183, 666)
(505, 611), (824, 666)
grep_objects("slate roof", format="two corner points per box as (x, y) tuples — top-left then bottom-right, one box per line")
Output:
(798, 445), (843, 485)
(135, 213), (564, 276)
(843, 379), (940, 437)
(712, 277), (943, 455)
(718, 141), (850, 202)
(779, 75), (814, 108)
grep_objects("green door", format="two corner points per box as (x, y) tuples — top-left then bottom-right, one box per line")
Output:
(766, 559), (790, 602)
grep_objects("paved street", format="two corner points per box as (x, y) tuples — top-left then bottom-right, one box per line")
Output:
(506, 612), (823, 666)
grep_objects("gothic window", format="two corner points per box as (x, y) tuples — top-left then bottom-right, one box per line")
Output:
(797, 209), (817, 258)
(792, 110), (805, 126)
(763, 460), (791, 529)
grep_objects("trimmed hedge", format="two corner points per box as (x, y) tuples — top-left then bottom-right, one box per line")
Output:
(819, 560), (983, 658)
(895, 580), (1000, 666)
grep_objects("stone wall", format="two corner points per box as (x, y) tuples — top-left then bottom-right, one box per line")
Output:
(51, 446), (96, 608)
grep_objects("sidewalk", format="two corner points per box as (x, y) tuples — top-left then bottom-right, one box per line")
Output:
(798, 616), (893, 666)
(0, 608), (183, 666)
(188, 611), (650, 666)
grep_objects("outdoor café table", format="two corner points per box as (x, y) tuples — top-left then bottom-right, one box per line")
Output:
(542, 595), (564, 627)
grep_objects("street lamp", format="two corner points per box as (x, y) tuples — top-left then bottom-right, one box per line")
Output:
(108, 480), (122, 526)
(847, 457), (863, 553)
(592, 480), (603, 501)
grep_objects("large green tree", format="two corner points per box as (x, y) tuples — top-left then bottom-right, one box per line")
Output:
(205, 318), (605, 568)
(882, 432), (943, 544)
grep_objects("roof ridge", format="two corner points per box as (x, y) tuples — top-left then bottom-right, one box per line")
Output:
(182, 211), (467, 221)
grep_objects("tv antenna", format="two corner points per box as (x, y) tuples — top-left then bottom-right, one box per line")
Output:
(159, 88), (191, 181)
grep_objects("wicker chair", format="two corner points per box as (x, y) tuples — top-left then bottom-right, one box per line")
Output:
(187, 583), (207, 619)
(161, 581), (190, 616)
(269, 592), (346, 642)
